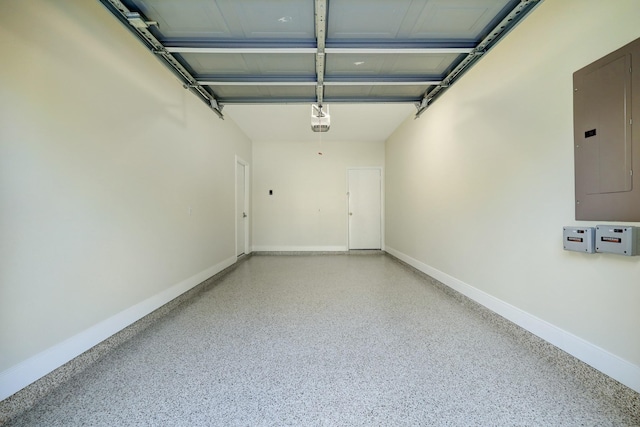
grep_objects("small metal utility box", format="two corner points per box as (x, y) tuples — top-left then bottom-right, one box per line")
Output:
(595, 225), (638, 256)
(563, 227), (595, 253)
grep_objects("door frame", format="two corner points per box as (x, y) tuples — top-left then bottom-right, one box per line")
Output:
(235, 156), (250, 257)
(346, 167), (384, 250)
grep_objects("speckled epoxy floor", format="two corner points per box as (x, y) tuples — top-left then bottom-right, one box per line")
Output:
(5, 254), (639, 426)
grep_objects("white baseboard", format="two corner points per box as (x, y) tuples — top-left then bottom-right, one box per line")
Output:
(385, 246), (640, 394)
(0, 256), (236, 401)
(252, 245), (348, 252)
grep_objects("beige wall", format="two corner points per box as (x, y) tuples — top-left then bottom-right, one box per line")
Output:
(252, 140), (384, 251)
(0, 0), (251, 373)
(386, 0), (640, 372)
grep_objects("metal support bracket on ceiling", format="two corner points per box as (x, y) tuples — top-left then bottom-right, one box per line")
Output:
(415, 0), (543, 118)
(98, 0), (224, 119)
(315, 0), (327, 105)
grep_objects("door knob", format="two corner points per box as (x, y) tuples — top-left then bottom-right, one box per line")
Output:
(349, 212), (353, 216)
(243, 212), (247, 218)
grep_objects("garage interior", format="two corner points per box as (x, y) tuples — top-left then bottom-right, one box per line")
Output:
(1, 0), (639, 424)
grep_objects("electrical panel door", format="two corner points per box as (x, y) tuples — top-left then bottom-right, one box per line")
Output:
(573, 37), (640, 221)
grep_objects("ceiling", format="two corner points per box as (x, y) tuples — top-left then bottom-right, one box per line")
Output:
(99, 0), (542, 122)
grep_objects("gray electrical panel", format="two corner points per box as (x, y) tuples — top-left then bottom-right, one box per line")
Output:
(595, 225), (638, 256)
(573, 37), (640, 221)
(563, 227), (595, 253)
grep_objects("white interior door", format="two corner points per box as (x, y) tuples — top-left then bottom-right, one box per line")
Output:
(236, 161), (246, 256)
(348, 168), (381, 250)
